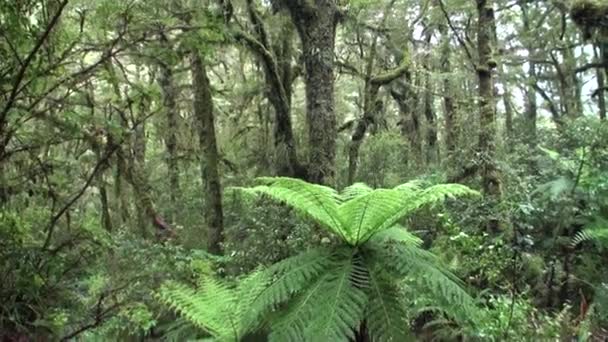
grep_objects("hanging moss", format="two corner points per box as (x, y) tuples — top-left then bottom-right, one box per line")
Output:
(570, 0), (608, 39)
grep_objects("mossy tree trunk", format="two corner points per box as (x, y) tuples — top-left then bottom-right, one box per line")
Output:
(237, 1), (304, 178)
(158, 31), (180, 223)
(439, 21), (457, 157)
(278, 0), (340, 185)
(191, 52), (224, 255)
(476, 0), (501, 199)
(422, 26), (439, 165)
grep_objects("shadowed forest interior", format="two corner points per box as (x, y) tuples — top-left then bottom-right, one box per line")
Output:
(1, 0), (608, 340)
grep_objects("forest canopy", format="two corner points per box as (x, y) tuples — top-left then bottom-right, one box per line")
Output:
(1, 0), (607, 340)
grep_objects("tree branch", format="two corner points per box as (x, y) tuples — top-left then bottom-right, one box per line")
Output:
(0, 0), (69, 123)
(437, 0), (476, 68)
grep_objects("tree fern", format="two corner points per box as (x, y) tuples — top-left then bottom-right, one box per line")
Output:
(161, 177), (481, 341)
(572, 218), (608, 248)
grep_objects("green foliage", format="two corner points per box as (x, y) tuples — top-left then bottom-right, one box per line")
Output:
(162, 177), (481, 341)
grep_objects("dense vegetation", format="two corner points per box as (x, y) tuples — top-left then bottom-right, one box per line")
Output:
(1, 0), (607, 340)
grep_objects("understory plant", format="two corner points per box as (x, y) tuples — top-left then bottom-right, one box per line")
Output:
(159, 177), (481, 341)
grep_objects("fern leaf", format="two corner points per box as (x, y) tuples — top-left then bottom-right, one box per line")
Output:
(365, 270), (413, 342)
(339, 189), (414, 244)
(393, 179), (425, 193)
(370, 184), (479, 239)
(368, 239), (479, 324)
(269, 252), (368, 342)
(572, 219), (608, 248)
(340, 182), (374, 202)
(158, 280), (238, 341)
(339, 183), (478, 244)
(233, 177), (346, 240)
(369, 224), (423, 246)
(249, 248), (333, 316)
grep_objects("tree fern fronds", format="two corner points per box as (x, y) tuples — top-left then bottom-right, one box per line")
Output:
(268, 274), (327, 342)
(393, 179), (426, 193)
(366, 270), (413, 342)
(249, 248), (333, 315)
(339, 189), (414, 245)
(340, 182), (373, 202)
(369, 240), (479, 323)
(231, 177), (346, 240)
(235, 269), (275, 333)
(369, 224), (423, 246)
(269, 255), (368, 342)
(157, 280), (239, 341)
(357, 184), (479, 243)
(572, 220), (608, 248)
(304, 258), (368, 341)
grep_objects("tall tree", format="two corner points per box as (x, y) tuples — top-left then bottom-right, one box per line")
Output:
(273, 0), (342, 184)
(422, 24), (439, 165)
(476, 0), (501, 198)
(191, 52), (224, 255)
(157, 30), (181, 223)
(235, 1), (304, 178)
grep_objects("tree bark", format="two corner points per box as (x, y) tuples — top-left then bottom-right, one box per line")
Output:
(521, 4), (538, 144)
(439, 23), (457, 157)
(238, 2), (303, 178)
(158, 32), (180, 223)
(422, 27), (439, 165)
(280, 0), (340, 185)
(391, 77), (421, 165)
(594, 43), (606, 120)
(476, 0), (501, 198)
(191, 52), (224, 255)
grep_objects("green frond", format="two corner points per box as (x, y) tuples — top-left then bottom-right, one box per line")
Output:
(231, 177), (346, 240)
(366, 270), (414, 342)
(369, 224), (423, 246)
(339, 189), (413, 244)
(269, 253), (368, 342)
(249, 248), (333, 315)
(393, 179), (426, 193)
(572, 220), (608, 247)
(157, 280), (240, 341)
(340, 182), (373, 202)
(368, 240), (479, 324)
(370, 184), (478, 240)
(340, 183), (478, 244)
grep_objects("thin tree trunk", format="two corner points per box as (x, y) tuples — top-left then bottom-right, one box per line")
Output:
(522, 3), (538, 145)
(422, 27), (439, 165)
(133, 98), (149, 238)
(191, 52), (224, 255)
(238, 2), (303, 178)
(595, 43), (606, 120)
(347, 1), (404, 184)
(158, 32), (180, 223)
(391, 77), (421, 165)
(476, 0), (501, 198)
(439, 23), (457, 157)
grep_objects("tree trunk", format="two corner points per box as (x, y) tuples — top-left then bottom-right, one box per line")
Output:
(282, 0), (339, 185)
(133, 98), (149, 238)
(191, 52), (224, 255)
(439, 23), (457, 157)
(158, 32), (180, 223)
(595, 43), (606, 120)
(238, 1), (303, 178)
(422, 28), (439, 165)
(391, 77), (421, 165)
(476, 0), (501, 198)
